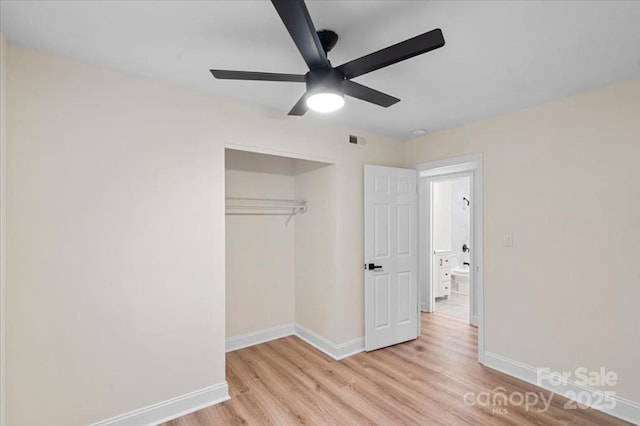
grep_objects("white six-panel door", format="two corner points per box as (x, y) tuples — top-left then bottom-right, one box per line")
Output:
(364, 165), (418, 351)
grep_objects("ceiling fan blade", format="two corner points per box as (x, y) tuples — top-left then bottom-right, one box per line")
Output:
(337, 28), (445, 79)
(288, 93), (308, 116)
(210, 69), (306, 82)
(271, 0), (330, 71)
(343, 81), (400, 107)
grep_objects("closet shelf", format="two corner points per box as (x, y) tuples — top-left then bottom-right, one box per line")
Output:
(225, 197), (307, 226)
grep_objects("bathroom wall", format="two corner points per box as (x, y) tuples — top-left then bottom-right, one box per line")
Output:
(450, 178), (471, 269)
(432, 181), (452, 251)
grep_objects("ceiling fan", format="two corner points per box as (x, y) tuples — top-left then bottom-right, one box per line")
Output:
(210, 0), (445, 115)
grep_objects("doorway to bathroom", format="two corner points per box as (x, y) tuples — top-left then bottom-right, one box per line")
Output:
(430, 177), (471, 322)
(416, 154), (484, 361)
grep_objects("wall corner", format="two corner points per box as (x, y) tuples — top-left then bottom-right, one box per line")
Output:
(0, 32), (8, 426)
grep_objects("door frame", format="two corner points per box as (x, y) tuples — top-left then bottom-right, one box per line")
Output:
(415, 154), (485, 363)
(424, 173), (473, 319)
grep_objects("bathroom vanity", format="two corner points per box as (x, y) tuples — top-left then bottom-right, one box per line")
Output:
(433, 251), (452, 299)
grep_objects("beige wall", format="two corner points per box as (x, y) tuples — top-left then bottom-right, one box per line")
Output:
(0, 33), (7, 426)
(225, 169), (295, 337)
(6, 45), (227, 426)
(405, 79), (640, 402)
(4, 43), (403, 425)
(294, 165), (338, 340)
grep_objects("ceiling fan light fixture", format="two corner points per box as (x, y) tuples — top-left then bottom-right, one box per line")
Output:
(306, 91), (344, 113)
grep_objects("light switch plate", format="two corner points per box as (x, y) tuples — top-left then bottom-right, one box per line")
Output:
(503, 233), (513, 247)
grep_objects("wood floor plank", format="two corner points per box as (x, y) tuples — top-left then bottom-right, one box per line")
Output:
(164, 313), (630, 425)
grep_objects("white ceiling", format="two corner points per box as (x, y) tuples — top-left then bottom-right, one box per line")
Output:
(2, 1), (640, 140)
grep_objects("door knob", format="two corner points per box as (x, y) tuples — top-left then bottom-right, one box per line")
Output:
(367, 263), (383, 270)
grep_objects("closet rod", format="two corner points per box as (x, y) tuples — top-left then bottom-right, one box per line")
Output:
(226, 197), (302, 202)
(225, 197), (306, 226)
(226, 204), (303, 209)
(226, 197), (305, 208)
(225, 213), (297, 216)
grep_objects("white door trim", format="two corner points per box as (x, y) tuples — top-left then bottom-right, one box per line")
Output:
(415, 154), (485, 364)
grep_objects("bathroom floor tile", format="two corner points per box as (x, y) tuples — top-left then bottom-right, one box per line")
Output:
(434, 293), (469, 321)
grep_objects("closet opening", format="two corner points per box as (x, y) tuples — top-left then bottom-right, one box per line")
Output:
(224, 147), (336, 357)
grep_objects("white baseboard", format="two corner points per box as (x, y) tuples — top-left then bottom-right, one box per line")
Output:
(90, 382), (229, 426)
(225, 323), (364, 361)
(483, 352), (640, 425)
(294, 323), (364, 360)
(226, 323), (295, 352)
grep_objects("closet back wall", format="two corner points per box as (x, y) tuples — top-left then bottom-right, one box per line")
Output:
(225, 169), (295, 338)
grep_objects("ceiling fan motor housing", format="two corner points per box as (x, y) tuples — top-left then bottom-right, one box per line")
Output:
(305, 68), (345, 95)
(317, 29), (339, 53)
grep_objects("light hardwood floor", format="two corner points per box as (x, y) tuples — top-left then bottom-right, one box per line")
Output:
(165, 313), (628, 425)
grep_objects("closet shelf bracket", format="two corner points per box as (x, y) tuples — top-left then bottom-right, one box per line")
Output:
(285, 206), (306, 227)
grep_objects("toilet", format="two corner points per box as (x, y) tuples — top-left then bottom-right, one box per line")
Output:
(451, 266), (470, 295)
